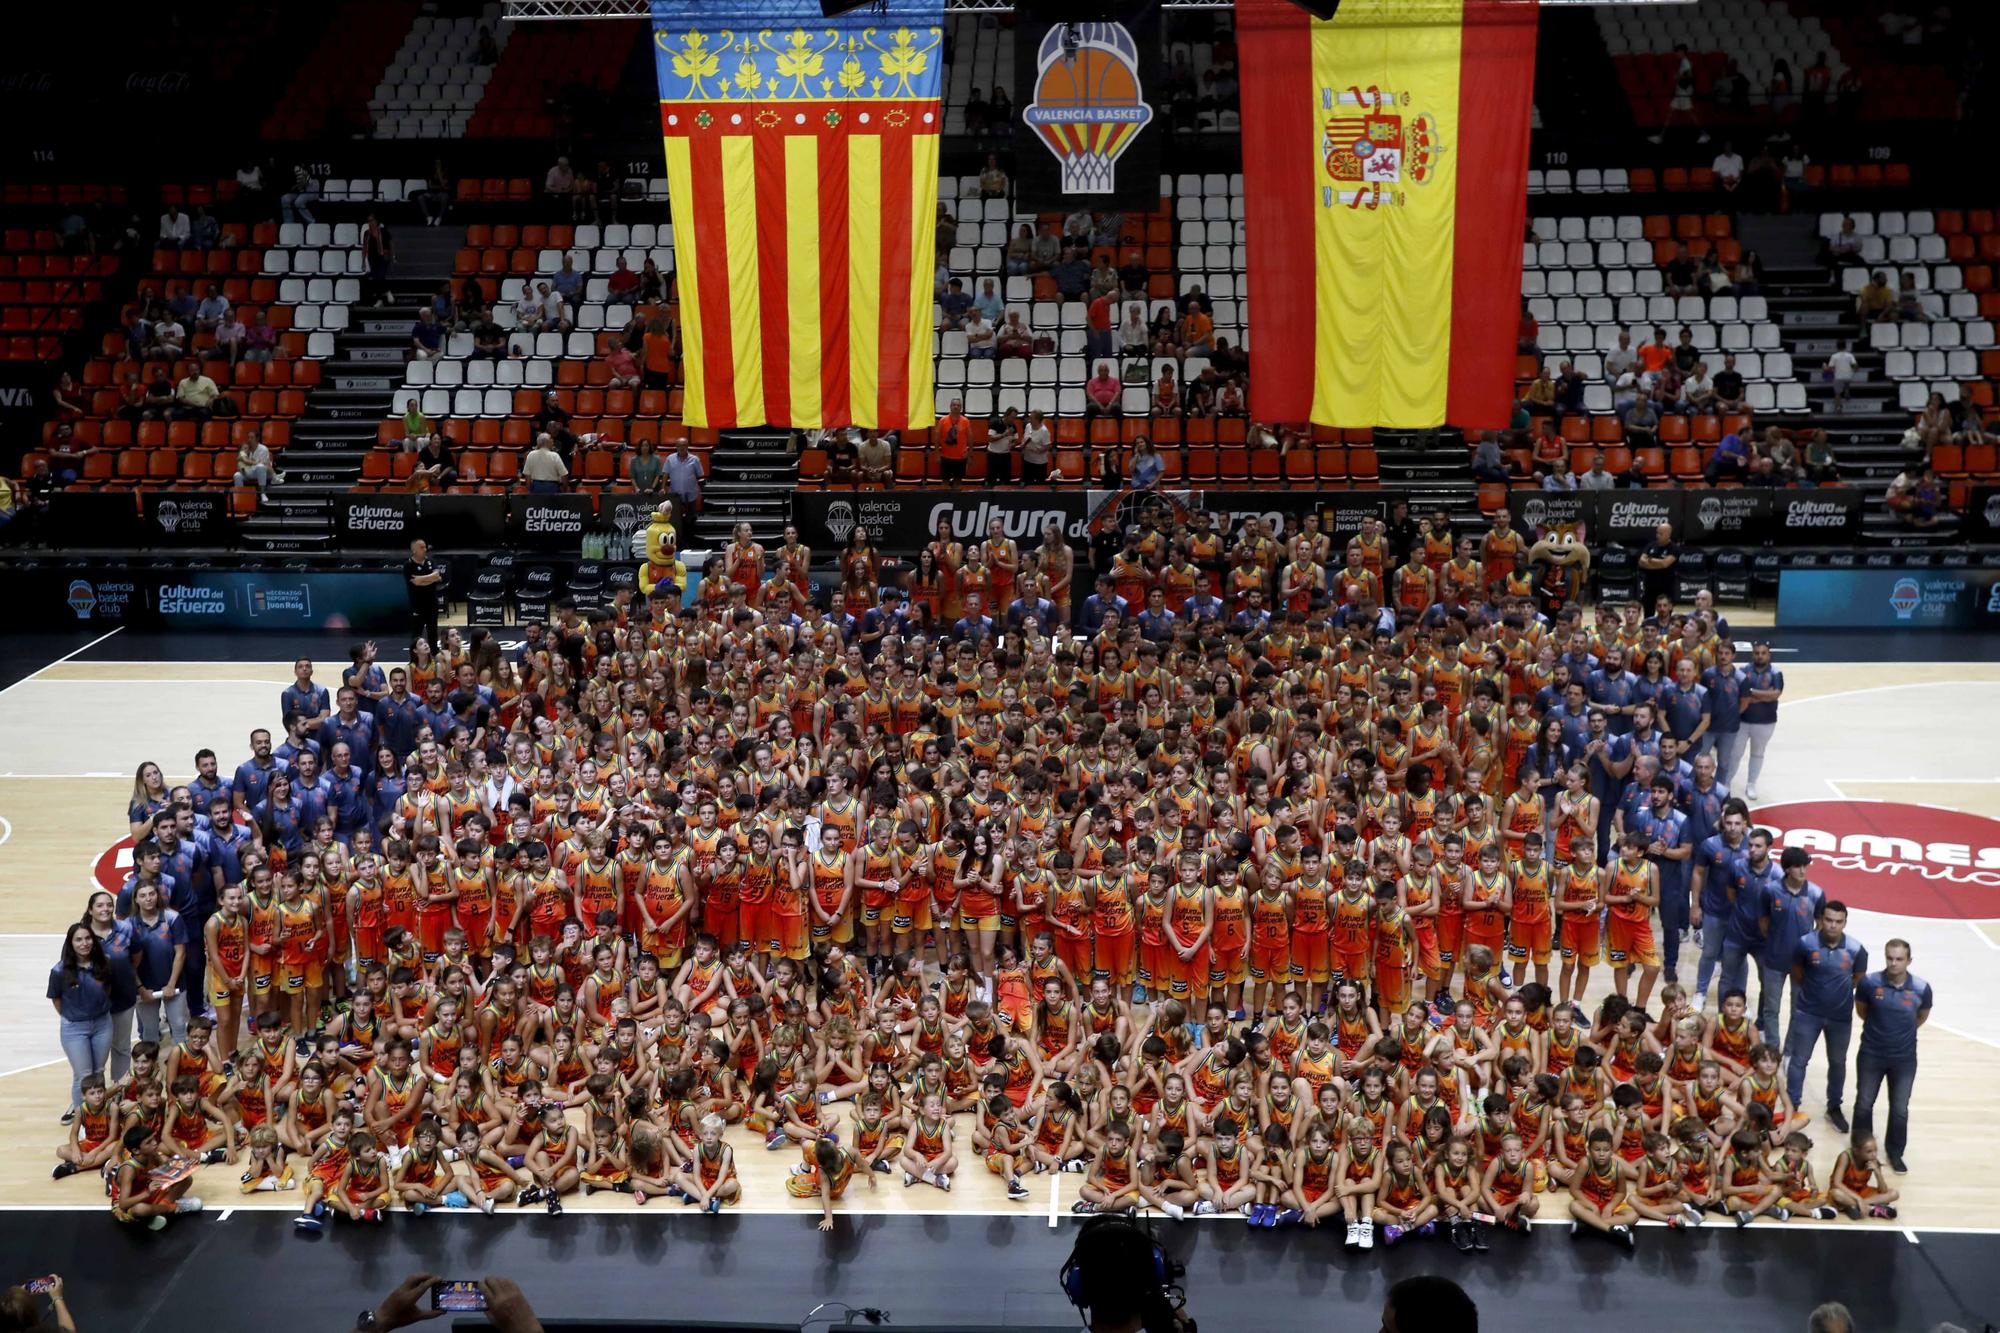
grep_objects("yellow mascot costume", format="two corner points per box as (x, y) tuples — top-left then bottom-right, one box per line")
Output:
(639, 502), (685, 597)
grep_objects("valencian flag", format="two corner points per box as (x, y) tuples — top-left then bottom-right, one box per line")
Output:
(1238, 0), (1537, 429)
(651, 0), (944, 430)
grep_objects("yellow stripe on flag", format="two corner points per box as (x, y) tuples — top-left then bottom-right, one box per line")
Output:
(719, 136), (763, 426)
(905, 129), (940, 428)
(1311, 0), (1462, 428)
(784, 134), (823, 427)
(847, 134), (882, 427)
(662, 136), (707, 429)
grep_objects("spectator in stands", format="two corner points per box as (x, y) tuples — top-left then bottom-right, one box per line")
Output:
(1885, 464), (1947, 528)
(1604, 328), (1637, 382)
(551, 254), (585, 310)
(1683, 360), (1716, 414)
(1085, 284), (1118, 361)
(281, 164), (319, 225)
(362, 214), (394, 306)
(537, 281), (572, 334)
(0, 472), (17, 542)
(532, 391), (578, 459)
(1019, 411), (1052, 485)
(1151, 364), (1181, 417)
(243, 310), (277, 363)
(149, 312), (185, 361)
(574, 162), (604, 224)
(1712, 354), (1747, 413)
(972, 277), (1003, 326)
(157, 203), (190, 250)
(1671, 326), (1701, 375)
(544, 156), (576, 214)
(1185, 366), (1219, 417)
(1832, 338), (1856, 410)
(1803, 428), (1838, 482)
(1176, 302), (1214, 355)
(514, 283), (546, 334)
(1470, 433), (1513, 484)
(235, 160), (266, 210)
(937, 401), (972, 482)
(1550, 360), (1585, 422)
(473, 317), (507, 362)
(1130, 435), (1165, 490)
(1705, 431), (1751, 483)
(996, 310), (1033, 359)
(233, 432), (282, 500)
(1827, 217), (1865, 268)
(49, 372), (82, 421)
(458, 276), (490, 325)
(411, 308), (446, 362)
(1084, 362), (1122, 421)
(418, 158), (451, 227)
(605, 341), (641, 390)
(1894, 273), (1932, 323)
(963, 307), (996, 359)
(141, 368), (176, 420)
(638, 258), (667, 303)
(1758, 426), (1800, 482)
(1517, 300), (1540, 354)
(116, 370), (146, 422)
(1061, 207), (1092, 247)
(643, 315), (677, 389)
(979, 153), (1008, 199)
(429, 282), (459, 330)
(1578, 450), (1617, 490)
(1050, 249), (1090, 301)
(1768, 59), (1796, 116)
(172, 365), (221, 422)
(1542, 455), (1579, 491)
(1638, 327), (1673, 381)
(1029, 223), (1061, 273)
(1520, 367), (1556, 421)
(856, 431), (894, 485)
(1118, 301), (1150, 355)
(1730, 249), (1764, 295)
(989, 84), (1012, 123)
(935, 201), (959, 255)
(1004, 224), (1034, 276)
(607, 256), (640, 300)
(1088, 255), (1119, 303)
(825, 431), (857, 480)
(1856, 270), (1895, 322)
(986, 409), (1019, 486)
(940, 278), (974, 330)
(1623, 393), (1661, 452)
(1652, 45), (1706, 144)
(1212, 336), (1248, 377)
(1215, 375), (1246, 417)
(1915, 392), (1954, 456)
(1952, 389), (1991, 446)
(189, 205), (220, 252)
(1712, 140), (1744, 191)
(1530, 419), (1566, 471)
(626, 437), (664, 495)
(523, 434), (568, 495)
(399, 401), (429, 450)
(211, 305), (247, 366)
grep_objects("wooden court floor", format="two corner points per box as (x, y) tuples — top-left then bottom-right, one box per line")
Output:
(3, 639), (1999, 1230)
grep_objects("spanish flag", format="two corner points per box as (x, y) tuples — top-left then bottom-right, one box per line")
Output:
(1238, 0), (1537, 430)
(651, 0), (944, 430)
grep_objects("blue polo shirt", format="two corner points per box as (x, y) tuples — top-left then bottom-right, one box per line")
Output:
(280, 680), (330, 723)
(1584, 733), (1632, 806)
(274, 736), (321, 770)
(1700, 665), (1745, 735)
(321, 765), (368, 835)
(1586, 668), (1640, 735)
(1626, 802), (1688, 898)
(1740, 664), (1784, 726)
(47, 963), (115, 1021)
(1659, 682), (1710, 743)
(1727, 856), (1784, 948)
(126, 910), (191, 990)
(319, 711), (376, 762)
(232, 755), (285, 810)
(188, 772), (231, 812)
(1793, 931), (1867, 1020)
(205, 821), (251, 887)
(1681, 780), (1729, 849)
(374, 692), (425, 759)
(1759, 879), (1825, 972)
(1857, 970), (1933, 1060)
(159, 837), (215, 917)
(1693, 832), (1747, 916)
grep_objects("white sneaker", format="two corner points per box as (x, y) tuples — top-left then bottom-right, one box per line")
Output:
(176, 1196), (205, 1214)
(1746, 784), (1758, 801)
(1193, 1200), (1216, 1216)
(1358, 1220), (1374, 1250)
(936, 1172), (952, 1192)
(1162, 1202), (1185, 1220)
(1345, 1221), (1360, 1246)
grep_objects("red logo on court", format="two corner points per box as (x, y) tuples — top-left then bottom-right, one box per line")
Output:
(1751, 800), (2000, 919)
(94, 837), (134, 895)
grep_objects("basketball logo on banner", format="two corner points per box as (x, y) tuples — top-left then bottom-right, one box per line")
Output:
(1024, 22), (1153, 194)
(1320, 85), (1443, 212)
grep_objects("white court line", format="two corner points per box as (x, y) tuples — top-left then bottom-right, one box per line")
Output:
(0, 628), (124, 700)
(0, 1058), (64, 1080)
(1969, 922), (2000, 953)
(0, 773), (126, 780)
(1826, 777), (2000, 785)
(219, 1208), (234, 1222)
(1905, 1227), (1920, 1245)
(0, 815), (10, 848)
(10, 678), (295, 687)
(1784, 680), (1998, 708)
(1929, 1021), (2000, 1053)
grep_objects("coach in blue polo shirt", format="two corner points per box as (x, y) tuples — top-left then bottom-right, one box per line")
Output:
(1658, 656), (1711, 752)
(1700, 639), (1747, 782)
(1625, 776), (1690, 976)
(1756, 846), (1825, 1046)
(1690, 799), (1750, 1000)
(1721, 826), (1784, 1004)
(1854, 939), (1931, 1174)
(1788, 900), (1865, 1131)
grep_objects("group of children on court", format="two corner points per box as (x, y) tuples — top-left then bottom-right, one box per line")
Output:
(53, 521), (1901, 1247)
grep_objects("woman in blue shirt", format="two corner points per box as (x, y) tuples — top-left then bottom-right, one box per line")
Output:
(48, 922), (116, 1121)
(1631, 649), (1671, 714)
(126, 881), (191, 1045)
(1519, 715), (1575, 808)
(82, 891), (138, 1084)
(254, 772), (307, 856)
(366, 742), (409, 836)
(127, 760), (172, 843)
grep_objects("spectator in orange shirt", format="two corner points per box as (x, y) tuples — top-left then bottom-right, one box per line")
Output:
(1637, 328), (1674, 378)
(1176, 305), (1213, 355)
(642, 317), (678, 392)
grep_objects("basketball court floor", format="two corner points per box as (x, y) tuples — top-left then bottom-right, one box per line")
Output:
(2, 621), (1998, 1330)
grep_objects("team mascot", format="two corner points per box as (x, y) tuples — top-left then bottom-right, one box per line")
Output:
(639, 502), (685, 596)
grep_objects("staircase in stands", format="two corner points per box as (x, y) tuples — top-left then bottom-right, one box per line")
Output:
(1375, 429), (1480, 529)
(1742, 214), (1915, 542)
(697, 433), (797, 550)
(239, 229), (462, 553)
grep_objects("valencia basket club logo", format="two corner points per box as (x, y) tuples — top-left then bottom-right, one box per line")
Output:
(1024, 22), (1153, 195)
(1320, 85), (1442, 211)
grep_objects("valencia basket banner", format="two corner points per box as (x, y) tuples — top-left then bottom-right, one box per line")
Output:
(1012, 4), (1164, 211)
(1238, 0), (1537, 430)
(651, 0), (944, 431)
